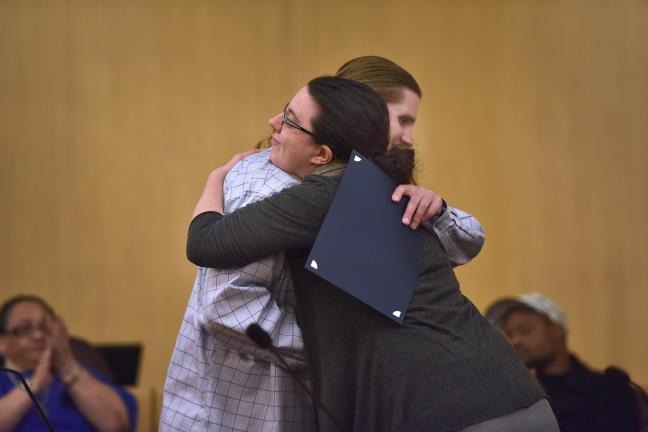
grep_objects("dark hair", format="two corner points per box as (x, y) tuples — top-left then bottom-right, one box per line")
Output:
(370, 145), (416, 185)
(335, 56), (422, 104)
(0, 295), (53, 334)
(307, 76), (415, 184)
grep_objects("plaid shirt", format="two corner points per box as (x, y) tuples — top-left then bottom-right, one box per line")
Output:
(161, 150), (317, 432)
(161, 149), (485, 431)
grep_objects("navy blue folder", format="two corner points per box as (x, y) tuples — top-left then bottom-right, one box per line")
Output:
(305, 149), (421, 324)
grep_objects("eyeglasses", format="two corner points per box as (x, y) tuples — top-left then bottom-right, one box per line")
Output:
(282, 103), (315, 137)
(3, 321), (49, 338)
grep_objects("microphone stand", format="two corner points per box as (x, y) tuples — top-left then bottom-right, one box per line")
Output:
(1, 367), (55, 432)
(246, 324), (348, 432)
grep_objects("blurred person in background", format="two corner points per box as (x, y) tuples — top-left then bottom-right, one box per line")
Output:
(0, 295), (136, 432)
(486, 292), (645, 432)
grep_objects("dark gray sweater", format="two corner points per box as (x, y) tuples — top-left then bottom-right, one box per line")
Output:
(188, 174), (544, 432)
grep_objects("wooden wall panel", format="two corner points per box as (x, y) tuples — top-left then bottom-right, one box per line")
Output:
(1, 0), (647, 396)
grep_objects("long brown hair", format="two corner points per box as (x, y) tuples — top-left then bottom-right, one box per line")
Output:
(335, 56), (422, 104)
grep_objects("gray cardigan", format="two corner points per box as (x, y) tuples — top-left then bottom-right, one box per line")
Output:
(188, 174), (544, 432)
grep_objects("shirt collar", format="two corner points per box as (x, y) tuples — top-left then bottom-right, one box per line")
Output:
(311, 160), (347, 177)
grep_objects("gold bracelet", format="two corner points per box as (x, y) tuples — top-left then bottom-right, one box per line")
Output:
(62, 364), (84, 389)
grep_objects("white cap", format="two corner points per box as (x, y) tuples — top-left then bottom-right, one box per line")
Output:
(485, 292), (568, 335)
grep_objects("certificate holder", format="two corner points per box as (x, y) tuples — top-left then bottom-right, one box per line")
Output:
(305, 150), (421, 324)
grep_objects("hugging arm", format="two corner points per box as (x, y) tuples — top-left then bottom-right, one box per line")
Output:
(393, 184), (485, 265)
(187, 177), (335, 269)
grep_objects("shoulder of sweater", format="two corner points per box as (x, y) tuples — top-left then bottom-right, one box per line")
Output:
(302, 174), (342, 187)
(301, 175), (341, 197)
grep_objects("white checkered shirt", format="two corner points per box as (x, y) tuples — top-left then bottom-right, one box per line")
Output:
(161, 150), (318, 432)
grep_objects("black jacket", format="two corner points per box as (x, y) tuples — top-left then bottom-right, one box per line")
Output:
(538, 355), (641, 432)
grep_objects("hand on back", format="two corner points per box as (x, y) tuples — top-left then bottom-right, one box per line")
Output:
(392, 184), (443, 229)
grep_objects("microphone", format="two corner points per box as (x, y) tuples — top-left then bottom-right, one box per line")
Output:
(245, 322), (274, 350)
(245, 324), (348, 432)
(1, 367), (55, 432)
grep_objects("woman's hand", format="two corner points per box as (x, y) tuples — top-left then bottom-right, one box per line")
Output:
(205, 149), (262, 192)
(220, 149), (262, 174)
(47, 315), (79, 376)
(30, 346), (54, 393)
(192, 149), (262, 218)
(392, 185), (444, 230)
(0, 347), (54, 430)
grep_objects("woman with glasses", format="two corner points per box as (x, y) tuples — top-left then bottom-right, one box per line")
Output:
(0, 295), (136, 431)
(183, 76), (557, 431)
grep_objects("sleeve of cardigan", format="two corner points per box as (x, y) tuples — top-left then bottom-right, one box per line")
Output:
(187, 176), (336, 269)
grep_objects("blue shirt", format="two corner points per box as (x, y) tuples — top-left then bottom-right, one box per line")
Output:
(0, 369), (137, 431)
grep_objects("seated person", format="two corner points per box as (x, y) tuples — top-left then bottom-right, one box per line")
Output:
(486, 292), (642, 432)
(0, 295), (136, 431)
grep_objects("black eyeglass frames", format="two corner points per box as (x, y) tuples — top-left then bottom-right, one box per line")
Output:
(282, 103), (315, 137)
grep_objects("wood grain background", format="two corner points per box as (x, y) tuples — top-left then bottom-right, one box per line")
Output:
(1, 0), (646, 396)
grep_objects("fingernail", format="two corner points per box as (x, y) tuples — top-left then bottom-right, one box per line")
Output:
(402, 218), (409, 224)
